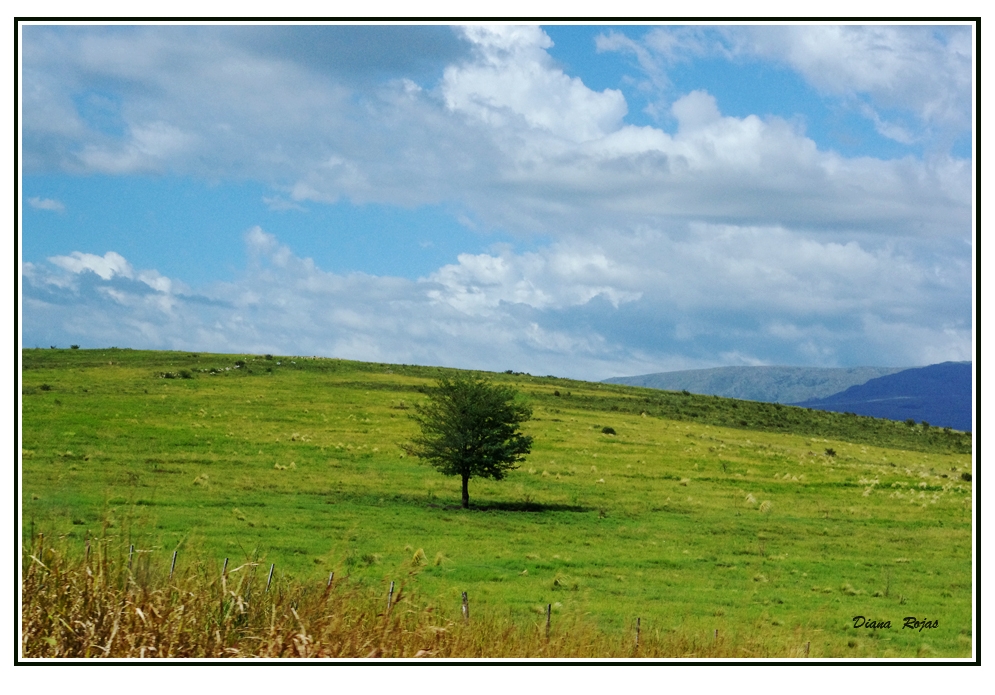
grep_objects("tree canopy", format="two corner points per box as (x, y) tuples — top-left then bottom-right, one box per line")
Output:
(408, 373), (533, 508)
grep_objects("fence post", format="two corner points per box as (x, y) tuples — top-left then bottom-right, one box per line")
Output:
(805, 641), (811, 657)
(170, 550), (177, 580)
(128, 544), (134, 570)
(222, 557), (228, 578)
(545, 603), (551, 639)
(462, 591), (469, 622)
(266, 563), (275, 592)
(327, 572), (334, 589)
(387, 580), (395, 612)
(636, 617), (641, 648)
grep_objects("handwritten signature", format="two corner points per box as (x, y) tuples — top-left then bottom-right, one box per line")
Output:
(852, 615), (939, 631)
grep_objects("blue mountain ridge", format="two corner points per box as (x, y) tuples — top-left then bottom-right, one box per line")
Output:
(790, 362), (972, 432)
(603, 366), (906, 403)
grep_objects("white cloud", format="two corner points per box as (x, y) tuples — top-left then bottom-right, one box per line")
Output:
(859, 314), (972, 367)
(43, 251), (181, 298)
(27, 196), (65, 212)
(245, 225), (279, 255)
(21, 25), (971, 241)
(22, 233), (645, 375)
(48, 251), (133, 281)
(136, 269), (172, 294)
(443, 25), (628, 143)
(427, 243), (642, 314)
(77, 121), (196, 174)
(593, 28), (696, 118)
(859, 103), (916, 145)
(22, 225), (971, 378)
(598, 25), (971, 153)
(19, 25), (973, 374)
(670, 90), (722, 130)
(729, 25), (972, 128)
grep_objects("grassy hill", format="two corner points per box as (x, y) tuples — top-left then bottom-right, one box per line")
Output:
(20, 349), (974, 657)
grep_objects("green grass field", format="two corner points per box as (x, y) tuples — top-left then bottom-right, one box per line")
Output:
(20, 348), (974, 658)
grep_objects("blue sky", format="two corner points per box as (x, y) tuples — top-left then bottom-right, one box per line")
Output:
(20, 23), (974, 380)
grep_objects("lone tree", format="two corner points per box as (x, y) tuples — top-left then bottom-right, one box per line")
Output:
(408, 373), (533, 509)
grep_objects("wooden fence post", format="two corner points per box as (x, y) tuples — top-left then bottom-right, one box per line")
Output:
(266, 563), (275, 592)
(462, 591), (469, 622)
(327, 572), (334, 588)
(170, 550), (177, 580)
(635, 617), (641, 648)
(222, 557), (228, 578)
(545, 603), (551, 639)
(805, 641), (811, 657)
(387, 580), (395, 612)
(128, 544), (134, 570)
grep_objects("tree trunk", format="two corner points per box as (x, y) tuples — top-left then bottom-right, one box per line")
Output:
(461, 473), (470, 509)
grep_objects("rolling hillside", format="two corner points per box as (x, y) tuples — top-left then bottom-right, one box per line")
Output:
(20, 349), (974, 657)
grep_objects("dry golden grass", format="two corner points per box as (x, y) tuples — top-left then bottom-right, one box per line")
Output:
(22, 534), (792, 659)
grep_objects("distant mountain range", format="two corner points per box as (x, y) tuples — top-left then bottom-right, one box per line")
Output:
(604, 362), (973, 432)
(604, 366), (906, 404)
(792, 362), (973, 432)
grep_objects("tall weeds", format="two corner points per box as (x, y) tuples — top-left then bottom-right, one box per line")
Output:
(21, 535), (789, 659)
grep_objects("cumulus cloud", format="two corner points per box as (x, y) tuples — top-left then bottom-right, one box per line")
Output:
(76, 121), (197, 175)
(22, 226), (971, 378)
(594, 27), (704, 119)
(24, 234), (630, 376)
(443, 25), (628, 142)
(728, 25), (972, 128)
(441, 29), (970, 238)
(427, 242), (642, 314)
(40, 250), (177, 295)
(20, 24), (971, 240)
(48, 251), (133, 280)
(609, 25), (973, 147)
(19, 25), (973, 374)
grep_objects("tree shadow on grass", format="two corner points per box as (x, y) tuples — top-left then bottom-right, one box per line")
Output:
(436, 501), (593, 513)
(302, 489), (592, 514)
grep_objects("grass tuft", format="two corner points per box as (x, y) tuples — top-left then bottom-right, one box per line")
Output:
(23, 535), (817, 659)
